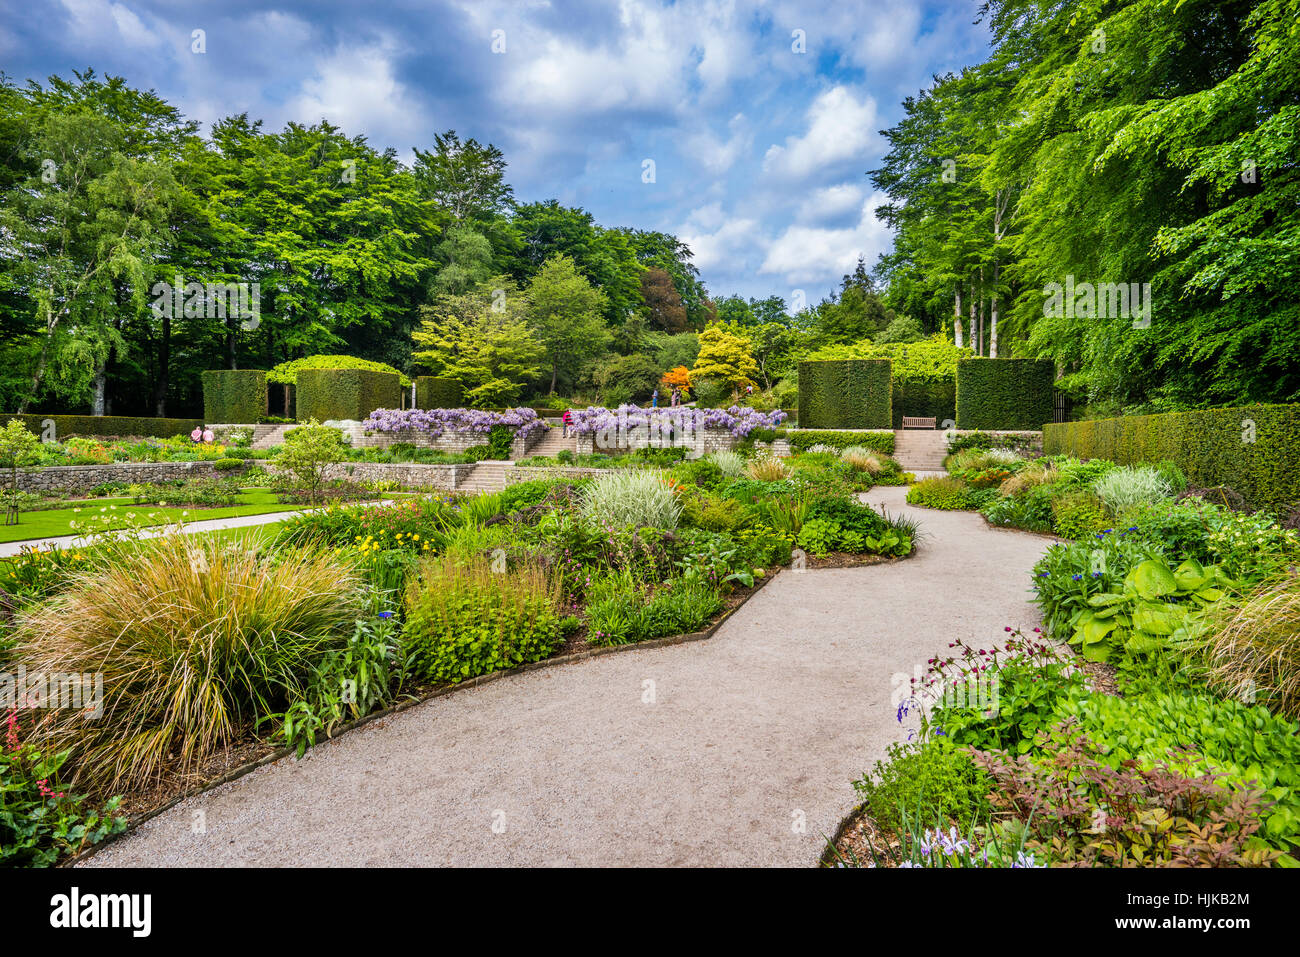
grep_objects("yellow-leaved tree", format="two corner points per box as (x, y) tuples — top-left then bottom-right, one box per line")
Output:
(691, 326), (758, 399)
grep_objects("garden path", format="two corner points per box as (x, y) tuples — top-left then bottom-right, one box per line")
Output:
(82, 486), (1054, 867)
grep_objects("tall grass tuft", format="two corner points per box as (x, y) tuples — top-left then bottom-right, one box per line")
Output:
(707, 450), (747, 477)
(1188, 573), (1300, 719)
(745, 455), (790, 481)
(1092, 464), (1172, 512)
(580, 470), (682, 529)
(15, 533), (362, 791)
(840, 446), (886, 475)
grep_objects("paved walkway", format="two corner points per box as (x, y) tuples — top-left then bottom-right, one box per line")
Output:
(82, 487), (1054, 867)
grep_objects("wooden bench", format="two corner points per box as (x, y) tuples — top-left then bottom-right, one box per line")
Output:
(901, 416), (937, 429)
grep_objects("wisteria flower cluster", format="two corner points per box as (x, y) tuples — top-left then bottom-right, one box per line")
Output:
(363, 407), (548, 442)
(566, 404), (786, 439)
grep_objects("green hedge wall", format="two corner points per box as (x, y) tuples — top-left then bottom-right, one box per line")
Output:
(3, 413), (204, 440)
(787, 430), (895, 455)
(201, 369), (268, 424)
(415, 376), (464, 409)
(892, 378), (956, 429)
(296, 368), (401, 422)
(798, 359), (892, 429)
(956, 359), (1054, 431)
(1043, 403), (1300, 511)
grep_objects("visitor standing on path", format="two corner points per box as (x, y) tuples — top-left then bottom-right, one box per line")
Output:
(561, 408), (572, 437)
(652, 389), (659, 409)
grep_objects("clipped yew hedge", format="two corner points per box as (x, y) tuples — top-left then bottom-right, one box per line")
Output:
(798, 359), (892, 429)
(787, 430), (895, 455)
(297, 368), (401, 422)
(955, 359), (1054, 431)
(201, 369), (268, 424)
(4, 413), (203, 440)
(415, 376), (464, 409)
(1044, 403), (1300, 511)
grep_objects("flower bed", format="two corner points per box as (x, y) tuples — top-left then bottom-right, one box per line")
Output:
(567, 404), (786, 440)
(362, 407), (547, 443)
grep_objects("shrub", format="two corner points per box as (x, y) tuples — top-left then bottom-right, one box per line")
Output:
(212, 457), (244, 471)
(797, 359), (892, 429)
(275, 420), (347, 503)
(1, 414), (204, 441)
(296, 368), (401, 422)
(14, 534), (362, 789)
(269, 354), (410, 388)
(1187, 573), (1300, 720)
(680, 490), (747, 532)
(671, 459), (724, 489)
(414, 376), (463, 409)
(840, 446), (885, 475)
(852, 737), (991, 838)
(201, 369), (268, 424)
(0, 720), (126, 866)
(1042, 403), (1300, 511)
(955, 359), (1054, 431)
(580, 470), (681, 529)
(1051, 491), (1112, 540)
(907, 476), (988, 510)
(787, 429), (895, 455)
(1092, 465), (1172, 512)
(585, 572), (723, 645)
(402, 556), (564, 682)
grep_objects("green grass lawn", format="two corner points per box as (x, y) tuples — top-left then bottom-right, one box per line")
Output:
(1, 489), (303, 544)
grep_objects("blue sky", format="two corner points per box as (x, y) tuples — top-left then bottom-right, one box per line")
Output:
(1, 0), (990, 303)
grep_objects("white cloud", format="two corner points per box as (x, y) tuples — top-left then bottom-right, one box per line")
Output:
(759, 192), (892, 284)
(59, 0), (159, 48)
(762, 85), (879, 179)
(796, 183), (864, 224)
(679, 204), (763, 272)
(682, 112), (751, 174)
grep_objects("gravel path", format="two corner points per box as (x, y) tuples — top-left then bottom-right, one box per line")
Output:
(82, 486), (1055, 867)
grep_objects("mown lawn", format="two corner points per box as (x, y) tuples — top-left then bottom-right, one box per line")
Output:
(0, 489), (302, 544)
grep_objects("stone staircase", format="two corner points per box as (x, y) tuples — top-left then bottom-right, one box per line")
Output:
(527, 426), (578, 459)
(251, 423), (296, 450)
(455, 460), (513, 494)
(892, 429), (949, 473)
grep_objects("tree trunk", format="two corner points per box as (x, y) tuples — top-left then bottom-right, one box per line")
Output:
(954, 287), (963, 348)
(550, 361), (558, 396)
(90, 365), (108, 416)
(969, 291), (977, 357)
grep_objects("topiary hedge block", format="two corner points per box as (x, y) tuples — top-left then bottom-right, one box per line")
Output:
(296, 368), (401, 422)
(4, 413), (204, 440)
(892, 378), (956, 429)
(415, 376), (464, 409)
(201, 369), (268, 424)
(1043, 403), (1300, 512)
(798, 359), (892, 429)
(956, 359), (1054, 431)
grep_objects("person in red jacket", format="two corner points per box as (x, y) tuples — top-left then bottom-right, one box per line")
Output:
(561, 408), (573, 437)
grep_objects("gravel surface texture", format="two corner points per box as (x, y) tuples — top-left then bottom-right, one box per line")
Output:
(82, 486), (1053, 867)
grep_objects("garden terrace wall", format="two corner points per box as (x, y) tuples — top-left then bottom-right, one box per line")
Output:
(14, 460), (230, 494)
(955, 359), (1055, 431)
(798, 359), (892, 429)
(504, 465), (609, 486)
(304, 461), (475, 490)
(202, 370), (268, 424)
(1043, 403), (1300, 511)
(356, 426), (544, 459)
(5, 413), (204, 441)
(575, 427), (739, 458)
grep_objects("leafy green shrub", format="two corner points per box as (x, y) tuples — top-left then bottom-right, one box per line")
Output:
(201, 369), (268, 424)
(2, 414), (204, 441)
(1092, 464), (1172, 512)
(296, 368), (401, 422)
(212, 457), (244, 471)
(852, 738), (991, 837)
(585, 571), (723, 645)
(14, 533), (362, 789)
(797, 359), (892, 429)
(906, 476), (994, 510)
(1050, 491), (1111, 540)
(1053, 690), (1300, 851)
(795, 495), (914, 556)
(680, 490), (747, 532)
(981, 485), (1055, 533)
(275, 420), (347, 503)
(1042, 403), (1300, 512)
(402, 556), (564, 682)
(955, 358), (1054, 431)
(0, 722), (126, 866)
(580, 470), (681, 529)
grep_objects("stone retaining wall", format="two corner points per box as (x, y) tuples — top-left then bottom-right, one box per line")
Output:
(314, 461), (473, 490)
(353, 427), (545, 459)
(503, 465), (609, 486)
(13, 460), (231, 493)
(574, 427), (739, 458)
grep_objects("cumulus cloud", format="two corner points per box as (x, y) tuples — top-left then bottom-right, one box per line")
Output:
(762, 85), (879, 180)
(759, 192), (893, 285)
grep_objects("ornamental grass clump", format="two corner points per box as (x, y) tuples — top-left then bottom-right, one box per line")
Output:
(840, 445), (885, 475)
(1189, 573), (1300, 720)
(745, 455), (789, 481)
(580, 470), (682, 529)
(707, 450), (746, 477)
(14, 533), (362, 791)
(1092, 465), (1172, 512)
